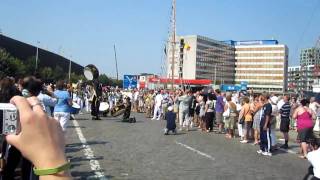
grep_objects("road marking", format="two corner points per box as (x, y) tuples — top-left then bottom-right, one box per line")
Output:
(72, 119), (107, 179)
(175, 141), (215, 161)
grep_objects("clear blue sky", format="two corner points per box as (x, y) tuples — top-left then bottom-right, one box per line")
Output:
(1, 0), (319, 78)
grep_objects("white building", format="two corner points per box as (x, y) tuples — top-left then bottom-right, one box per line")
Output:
(166, 35), (235, 86)
(227, 40), (288, 93)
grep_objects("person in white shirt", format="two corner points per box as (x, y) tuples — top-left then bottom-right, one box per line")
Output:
(152, 90), (164, 120)
(305, 139), (320, 180)
(310, 97), (320, 132)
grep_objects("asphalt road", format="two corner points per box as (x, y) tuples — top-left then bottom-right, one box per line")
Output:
(65, 112), (310, 180)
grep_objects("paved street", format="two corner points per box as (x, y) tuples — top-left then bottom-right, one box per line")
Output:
(66, 112), (310, 180)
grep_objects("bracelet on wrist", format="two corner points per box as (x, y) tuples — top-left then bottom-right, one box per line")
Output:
(33, 161), (71, 176)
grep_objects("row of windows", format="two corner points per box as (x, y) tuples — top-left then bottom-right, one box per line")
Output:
(236, 65), (284, 68)
(235, 53), (285, 57)
(236, 70), (284, 74)
(236, 47), (285, 51)
(235, 59), (285, 63)
(236, 76), (284, 80)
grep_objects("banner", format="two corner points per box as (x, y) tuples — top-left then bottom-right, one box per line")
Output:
(123, 75), (138, 89)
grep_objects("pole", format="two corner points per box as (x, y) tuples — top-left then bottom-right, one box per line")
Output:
(68, 57), (72, 83)
(171, 0), (176, 90)
(35, 41), (40, 72)
(114, 44), (119, 81)
(214, 64), (217, 86)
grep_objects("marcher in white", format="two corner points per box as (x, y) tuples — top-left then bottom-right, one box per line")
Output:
(152, 90), (163, 120)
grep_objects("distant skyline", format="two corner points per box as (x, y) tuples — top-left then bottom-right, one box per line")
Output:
(0, 0), (319, 78)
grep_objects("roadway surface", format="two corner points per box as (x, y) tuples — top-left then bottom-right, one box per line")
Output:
(65, 112), (310, 180)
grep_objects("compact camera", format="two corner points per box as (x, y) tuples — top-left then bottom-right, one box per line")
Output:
(0, 103), (19, 135)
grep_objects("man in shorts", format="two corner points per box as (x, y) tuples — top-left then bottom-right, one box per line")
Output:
(279, 95), (291, 149)
(215, 89), (224, 133)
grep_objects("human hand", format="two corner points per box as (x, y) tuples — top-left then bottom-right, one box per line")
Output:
(263, 126), (268, 131)
(6, 96), (68, 170)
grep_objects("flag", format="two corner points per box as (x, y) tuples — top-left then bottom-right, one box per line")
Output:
(184, 44), (191, 50)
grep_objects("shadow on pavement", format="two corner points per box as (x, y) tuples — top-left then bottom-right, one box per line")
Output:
(71, 170), (113, 180)
(66, 141), (110, 153)
(67, 125), (86, 129)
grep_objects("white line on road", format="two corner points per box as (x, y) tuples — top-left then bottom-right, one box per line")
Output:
(72, 119), (107, 180)
(175, 141), (215, 161)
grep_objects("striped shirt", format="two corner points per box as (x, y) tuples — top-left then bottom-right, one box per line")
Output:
(280, 102), (291, 118)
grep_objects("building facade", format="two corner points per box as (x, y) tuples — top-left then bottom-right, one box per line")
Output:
(166, 35), (235, 86)
(300, 48), (320, 66)
(288, 65), (315, 92)
(226, 40), (288, 93)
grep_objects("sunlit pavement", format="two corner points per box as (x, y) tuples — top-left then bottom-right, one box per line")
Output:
(66, 112), (309, 180)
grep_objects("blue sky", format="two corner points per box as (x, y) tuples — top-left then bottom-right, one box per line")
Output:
(1, 0), (319, 77)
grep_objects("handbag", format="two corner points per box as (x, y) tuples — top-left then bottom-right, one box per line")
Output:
(223, 103), (230, 117)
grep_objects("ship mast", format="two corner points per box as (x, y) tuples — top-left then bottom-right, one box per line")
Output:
(170, 0), (176, 89)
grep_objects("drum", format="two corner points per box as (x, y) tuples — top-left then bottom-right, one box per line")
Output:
(99, 102), (110, 112)
(84, 64), (99, 80)
(70, 103), (81, 114)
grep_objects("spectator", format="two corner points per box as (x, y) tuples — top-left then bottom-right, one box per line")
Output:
(279, 95), (291, 149)
(54, 80), (72, 131)
(238, 96), (252, 143)
(293, 99), (316, 159)
(257, 93), (273, 156)
(215, 89), (224, 133)
(224, 95), (237, 138)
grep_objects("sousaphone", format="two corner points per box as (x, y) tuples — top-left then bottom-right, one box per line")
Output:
(84, 64), (99, 80)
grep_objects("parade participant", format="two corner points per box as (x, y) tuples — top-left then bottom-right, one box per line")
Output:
(164, 106), (177, 135)
(161, 90), (169, 119)
(238, 96), (252, 143)
(53, 80), (72, 131)
(91, 80), (102, 120)
(215, 89), (224, 133)
(223, 94), (237, 138)
(292, 99), (316, 159)
(204, 93), (215, 133)
(257, 94), (273, 156)
(252, 95), (262, 145)
(279, 95), (291, 149)
(122, 96), (136, 123)
(133, 89), (139, 112)
(152, 90), (163, 120)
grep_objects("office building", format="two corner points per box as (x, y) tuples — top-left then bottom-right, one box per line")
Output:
(225, 40), (288, 93)
(288, 65), (315, 92)
(166, 35), (235, 86)
(300, 48), (320, 66)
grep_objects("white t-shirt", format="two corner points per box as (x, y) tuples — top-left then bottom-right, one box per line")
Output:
(155, 94), (163, 107)
(309, 102), (318, 114)
(134, 91), (139, 101)
(307, 148), (320, 178)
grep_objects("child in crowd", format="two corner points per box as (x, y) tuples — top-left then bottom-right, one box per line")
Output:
(164, 106), (177, 135)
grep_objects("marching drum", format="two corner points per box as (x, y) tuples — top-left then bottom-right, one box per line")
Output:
(70, 103), (81, 114)
(84, 64), (99, 80)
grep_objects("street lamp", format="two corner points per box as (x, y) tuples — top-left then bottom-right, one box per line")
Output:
(35, 41), (40, 72)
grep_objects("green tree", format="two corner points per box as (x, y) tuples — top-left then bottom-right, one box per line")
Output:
(0, 48), (26, 78)
(40, 67), (54, 82)
(53, 65), (65, 81)
(25, 56), (37, 75)
(98, 74), (112, 85)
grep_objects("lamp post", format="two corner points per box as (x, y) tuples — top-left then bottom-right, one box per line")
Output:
(35, 41), (40, 72)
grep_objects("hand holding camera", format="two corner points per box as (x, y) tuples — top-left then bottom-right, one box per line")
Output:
(5, 96), (71, 179)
